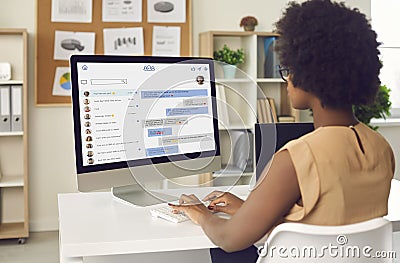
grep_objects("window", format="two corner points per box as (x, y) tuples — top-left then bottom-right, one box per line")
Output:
(371, 0), (400, 117)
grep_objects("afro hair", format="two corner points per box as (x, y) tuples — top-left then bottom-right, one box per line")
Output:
(275, 0), (381, 108)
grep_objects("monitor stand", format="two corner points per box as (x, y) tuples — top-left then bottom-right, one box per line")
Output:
(112, 184), (179, 206)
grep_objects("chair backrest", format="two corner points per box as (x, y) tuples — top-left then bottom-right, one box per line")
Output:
(256, 218), (393, 263)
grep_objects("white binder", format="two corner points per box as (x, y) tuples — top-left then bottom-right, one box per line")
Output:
(0, 86), (11, 132)
(11, 85), (22, 132)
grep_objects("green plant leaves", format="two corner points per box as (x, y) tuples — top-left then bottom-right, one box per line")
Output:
(213, 44), (245, 65)
(353, 85), (392, 130)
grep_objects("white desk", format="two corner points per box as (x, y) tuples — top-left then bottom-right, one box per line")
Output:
(59, 180), (400, 263)
(58, 185), (249, 263)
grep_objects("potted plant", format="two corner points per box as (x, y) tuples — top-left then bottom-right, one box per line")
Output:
(213, 44), (245, 78)
(308, 85), (391, 130)
(354, 85), (391, 130)
(240, 16), (258, 32)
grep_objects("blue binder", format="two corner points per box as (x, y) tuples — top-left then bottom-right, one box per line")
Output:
(263, 37), (280, 78)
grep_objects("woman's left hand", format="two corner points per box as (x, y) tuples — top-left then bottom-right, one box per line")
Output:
(169, 194), (213, 225)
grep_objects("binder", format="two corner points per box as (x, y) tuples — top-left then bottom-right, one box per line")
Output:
(11, 85), (23, 132)
(264, 37), (281, 78)
(0, 86), (11, 132)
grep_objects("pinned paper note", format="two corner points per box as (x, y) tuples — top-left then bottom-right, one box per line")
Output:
(54, 31), (96, 60)
(152, 26), (180, 56)
(51, 0), (93, 23)
(52, 67), (72, 96)
(147, 0), (186, 23)
(103, 27), (144, 55)
(102, 0), (142, 22)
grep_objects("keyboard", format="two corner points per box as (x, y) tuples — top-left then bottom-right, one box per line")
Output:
(150, 201), (211, 223)
(150, 206), (189, 223)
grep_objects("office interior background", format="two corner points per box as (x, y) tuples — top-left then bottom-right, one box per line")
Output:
(0, 0), (398, 233)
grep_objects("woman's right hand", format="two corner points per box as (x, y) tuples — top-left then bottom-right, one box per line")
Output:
(202, 191), (244, 216)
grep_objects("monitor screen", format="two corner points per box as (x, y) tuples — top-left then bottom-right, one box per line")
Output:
(255, 123), (314, 180)
(70, 56), (221, 193)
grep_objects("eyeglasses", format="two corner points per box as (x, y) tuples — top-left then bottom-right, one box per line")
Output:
(278, 65), (290, 82)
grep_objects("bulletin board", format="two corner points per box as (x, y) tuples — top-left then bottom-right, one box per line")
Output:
(35, 0), (192, 106)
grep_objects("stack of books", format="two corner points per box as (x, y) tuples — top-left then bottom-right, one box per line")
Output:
(257, 97), (296, 123)
(278, 115), (296, 122)
(257, 97), (278, 123)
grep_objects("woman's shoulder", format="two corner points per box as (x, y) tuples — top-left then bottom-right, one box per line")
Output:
(283, 122), (391, 150)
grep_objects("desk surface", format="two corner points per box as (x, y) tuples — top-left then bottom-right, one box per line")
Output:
(59, 180), (400, 260)
(58, 185), (250, 259)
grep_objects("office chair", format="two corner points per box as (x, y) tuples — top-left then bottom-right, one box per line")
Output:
(256, 217), (393, 263)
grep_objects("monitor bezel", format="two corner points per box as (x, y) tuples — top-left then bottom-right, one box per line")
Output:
(70, 55), (220, 175)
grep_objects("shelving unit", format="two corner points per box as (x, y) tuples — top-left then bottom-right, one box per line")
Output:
(0, 28), (28, 243)
(199, 31), (300, 185)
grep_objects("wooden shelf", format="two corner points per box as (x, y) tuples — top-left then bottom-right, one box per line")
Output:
(216, 78), (254, 83)
(201, 31), (279, 37)
(0, 80), (23, 85)
(0, 176), (24, 187)
(213, 172), (253, 178)
(256, 78), (284, 83)
(0, 28), (27, 35)
(0, 28), (29, 240)
(0, 222), (28, 239)
(219, 125), (253, 130)
(0, 132), (23, 137)
(200, 30), (300, 187)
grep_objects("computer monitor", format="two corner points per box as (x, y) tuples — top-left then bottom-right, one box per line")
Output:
(255, 123), (314, 180)
(70, 55), (221, 206)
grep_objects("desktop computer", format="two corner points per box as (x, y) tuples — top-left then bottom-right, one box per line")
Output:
(70, 55), (221, 206)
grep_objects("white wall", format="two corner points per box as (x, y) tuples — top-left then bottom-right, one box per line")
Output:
(376, 126), (400, 180)
(3, 0), (395, 232)
(191, 0), (371, 56)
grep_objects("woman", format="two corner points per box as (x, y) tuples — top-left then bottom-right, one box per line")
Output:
(171, 0), (395, 261)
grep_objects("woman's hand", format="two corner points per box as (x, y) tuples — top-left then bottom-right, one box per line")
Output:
(203, 191), (244, 216)
(169, 194), (213, 225)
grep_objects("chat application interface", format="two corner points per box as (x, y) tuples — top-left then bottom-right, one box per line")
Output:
(77, 62), (215, 166)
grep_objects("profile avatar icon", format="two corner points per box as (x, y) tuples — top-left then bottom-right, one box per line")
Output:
(84, 121), (91, 127)
(196, 75), (204, 85)
(84, 91), (89, 97)
(87, 158), (94, 164)
(83, 99), (89, 105)
(87, 151), (94, 157)
(85, 129), (91, 134)
(86, 136), (93, 142)
(84, 114), (91, 120)
(86, 143), (93, 149)
(84, 106), (90, 112)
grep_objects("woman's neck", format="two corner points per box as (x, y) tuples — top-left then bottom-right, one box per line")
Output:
(311, 102), (358, 129)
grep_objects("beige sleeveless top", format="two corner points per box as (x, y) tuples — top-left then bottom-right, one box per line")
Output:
(280, 123), (395, 225)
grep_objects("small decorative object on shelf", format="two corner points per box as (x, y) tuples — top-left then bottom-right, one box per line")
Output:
(240, 16), (258, 32)
(213, 44), (245, 79)
(0, 62), (11, 81)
